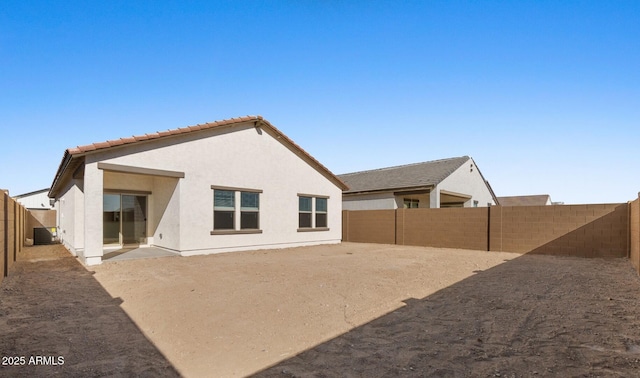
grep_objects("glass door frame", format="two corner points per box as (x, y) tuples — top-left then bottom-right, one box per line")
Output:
(103, 190), (149, 247)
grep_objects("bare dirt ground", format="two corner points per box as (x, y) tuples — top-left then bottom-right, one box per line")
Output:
(0, 244), (178, 377)
(2, 243), (640, 377)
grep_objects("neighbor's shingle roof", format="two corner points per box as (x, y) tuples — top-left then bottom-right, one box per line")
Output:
(338, 156), (470, 194)
(496, 195), (551, 206)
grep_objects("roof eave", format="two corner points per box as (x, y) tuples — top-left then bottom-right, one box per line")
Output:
(344, 185), (434, 196)
(48, 150), (74, 199)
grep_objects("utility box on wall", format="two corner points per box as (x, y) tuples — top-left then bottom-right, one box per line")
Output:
(27, 209), (57, 245)
(34, 227), (56, 245)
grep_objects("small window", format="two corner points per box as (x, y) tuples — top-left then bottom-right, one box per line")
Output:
(214, 190), (235, 230)
(315, 197), (327, 228)
(473, 200), (479, 208)
(299, 196), (312, 228)
(240, 192), (259, 229)
(404, 198), (419, 208)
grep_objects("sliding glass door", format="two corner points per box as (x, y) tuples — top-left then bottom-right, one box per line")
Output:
(103, 193), (147, 245)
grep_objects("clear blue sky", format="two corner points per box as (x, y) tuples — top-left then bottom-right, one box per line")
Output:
(1, 1), (638, 204)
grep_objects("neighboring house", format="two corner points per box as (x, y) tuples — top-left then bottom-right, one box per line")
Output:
(496, 194), (554, 206)
(339, 156), (497, 210)
(13, 188), (53, 210)
(48, 116), (348, 265)
(13, 188), (58, 244)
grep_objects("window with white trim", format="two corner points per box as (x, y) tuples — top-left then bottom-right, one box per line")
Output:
(214, 190), (235, 230)
(316, 197), (327, 228)
(298, 195), (329, 230)
(240, 192), (259, 229)
(212, 186), (262, 233)
(299, 196), (312, 228)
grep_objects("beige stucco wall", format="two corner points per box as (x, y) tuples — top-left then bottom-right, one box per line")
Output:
(343, 192), (398, 210)
(343, 192), (435, 210)
(395, 193), (431, 208)
(15, 191), (52, 210)
(436, 158), (495, 207)
(73, 121), (342, 263)
(56, 178), (84, 257)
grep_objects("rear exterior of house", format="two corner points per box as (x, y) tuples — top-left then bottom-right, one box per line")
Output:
(49, 116), (347, 265)
(339, 156), (497, 210)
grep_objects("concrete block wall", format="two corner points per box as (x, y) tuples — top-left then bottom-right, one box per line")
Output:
(1, 191), (26, 284)
(343, 202), (630, 259)
(342, 210), (396, 245)
(397, 208), (489, 250)
(1, 193), (5, 282)
(490, 204), (628, 258)
(630, 198), (640, 273)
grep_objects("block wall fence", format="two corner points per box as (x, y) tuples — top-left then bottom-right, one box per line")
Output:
(344, 202), (637, 265)
(1, 191), (27, 285)
(630, 196), (640, 273)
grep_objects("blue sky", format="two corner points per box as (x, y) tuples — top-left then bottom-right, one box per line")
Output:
(1, 1), (638, 204)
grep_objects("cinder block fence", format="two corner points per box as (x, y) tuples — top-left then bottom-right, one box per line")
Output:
(3, 186), (640, 280)
(344, 202), (635, 263)
(1, 190), (27, 284)
(630, 197), (640, 273)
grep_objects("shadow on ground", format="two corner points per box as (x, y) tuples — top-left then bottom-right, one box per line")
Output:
(0, 245), (179, 377)
(254, 253), (640, 377)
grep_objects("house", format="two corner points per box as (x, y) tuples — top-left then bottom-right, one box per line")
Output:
(338, 156), (497, 210)
(14, 188), (58, 244)
(496, 194), (554, 206)
(48, 116), (348, 265)
(13, 188), (53, 210)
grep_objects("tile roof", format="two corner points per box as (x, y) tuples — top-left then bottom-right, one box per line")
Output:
(49, 116), (348, 197)
(67, 115), (260, 155)
(338, 156), (470, 194)
(496, 195), (552, 206)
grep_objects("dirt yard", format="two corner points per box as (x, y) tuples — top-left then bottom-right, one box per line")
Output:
(2, 243), (640, 377)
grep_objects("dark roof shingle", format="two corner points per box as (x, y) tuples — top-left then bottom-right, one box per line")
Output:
(338, 156), (470, 194)
(496, 195), (551, 206)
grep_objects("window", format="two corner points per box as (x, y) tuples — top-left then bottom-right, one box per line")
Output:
(212, 186), (262, 233)
(240, 192), (259, 229)
(299, 196), (312, 228)
(404, 198), (419, 208)
(298, 195), (329, 231)
(316, 197), (327, 228)
(214, 190), (235, 230)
